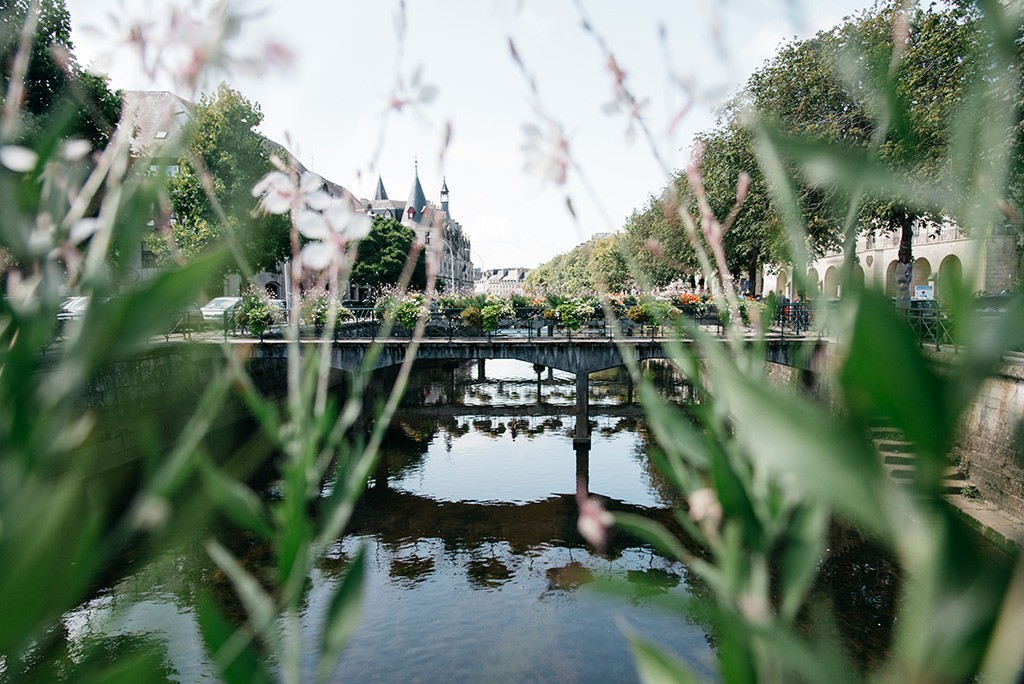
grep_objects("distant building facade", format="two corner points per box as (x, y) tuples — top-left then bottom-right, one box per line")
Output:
(760, 220), (1019, 301)
(474, 268), (530, 297)
(364, 164), (474, 295)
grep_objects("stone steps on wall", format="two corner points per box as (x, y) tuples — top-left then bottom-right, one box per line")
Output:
(872, 423), (968, 495)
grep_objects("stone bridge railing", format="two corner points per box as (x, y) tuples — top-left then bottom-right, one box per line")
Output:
(240, 336), (820, 446)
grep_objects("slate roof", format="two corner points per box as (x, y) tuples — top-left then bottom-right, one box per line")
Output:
(121, 90), (192, 157)
(405, 168), (428, 225)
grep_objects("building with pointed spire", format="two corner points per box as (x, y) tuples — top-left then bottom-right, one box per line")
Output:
(362, 163), (473, 294)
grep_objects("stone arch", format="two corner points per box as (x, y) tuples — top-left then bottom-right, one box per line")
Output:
(823, 266), (840, 299)
(936, 254), (963, 303)
(776, 270), (789, 298)
(801, 268), (820, 300)
(886, 260), (899, 296)
(912, 257), (932, 294)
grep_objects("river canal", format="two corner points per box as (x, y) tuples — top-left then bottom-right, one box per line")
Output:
(56, 359), (897, 682)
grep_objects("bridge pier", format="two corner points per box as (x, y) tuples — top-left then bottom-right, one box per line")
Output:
(575, 441), (590, 497)
(574, 371), (590, 446)
(533, 364), (546, 404)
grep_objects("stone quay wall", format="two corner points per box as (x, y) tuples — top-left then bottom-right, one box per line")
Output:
(955, 357), (1024, 521)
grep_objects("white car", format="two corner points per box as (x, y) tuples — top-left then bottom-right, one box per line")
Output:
(200, 297), (241, 327)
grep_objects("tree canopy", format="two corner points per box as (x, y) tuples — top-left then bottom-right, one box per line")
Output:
(528, 1), (1004, 299)
(524, 234), (632, 297)
(149, 83), (289, 281)
(0, 0), (121, 148)
(350, 215), (427, 290)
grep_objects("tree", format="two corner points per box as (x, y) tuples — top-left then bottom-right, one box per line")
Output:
(588, 235), (632, 292)
(0, 0), (121, 148)
(693, 123), (783, 293)
(350, 215), (426, 290)
(151, 83), (289, 281)
(744, 1), (984, 302)
(620, 190), (697, 288)
(524, 233), (634, 297)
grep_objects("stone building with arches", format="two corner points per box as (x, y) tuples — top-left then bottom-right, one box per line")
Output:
(761, 221), (1019, 302)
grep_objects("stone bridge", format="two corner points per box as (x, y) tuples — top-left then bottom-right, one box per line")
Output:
(240, 337), (819, 446)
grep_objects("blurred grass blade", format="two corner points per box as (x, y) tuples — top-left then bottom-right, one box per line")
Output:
(613, 512), (693, 563)
(625, 630), (704, 684)
(702, 341), (889, 536)
(779, 504), (828, 620)
(839, 292), (952, 475)
(639, 382), (713, 470)
(318, 546), (367, 683)
(197, 593), (272, 684)
(199, 459), (274, 539)
(206, 541), (280, 649)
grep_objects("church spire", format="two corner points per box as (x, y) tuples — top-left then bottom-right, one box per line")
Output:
(440, 176), (449, 214)
(404, 159), (427, 226)
(373, 175), (388, 201)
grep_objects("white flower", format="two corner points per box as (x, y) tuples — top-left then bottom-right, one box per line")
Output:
(60, 139), (92, 162)
(251, 170), (295, 214)
(253, 169), (372, 272)
(69, 218), (100, 245)
(0, 145), (38, 172)
(85, 1), (291, 93)
(576, 484), (613, 550)
(688, 487), (723, 528)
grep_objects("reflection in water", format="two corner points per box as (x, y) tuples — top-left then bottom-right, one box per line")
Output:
(52, 359), (901, 682)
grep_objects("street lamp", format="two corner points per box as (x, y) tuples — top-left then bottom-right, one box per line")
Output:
(441, 241), (456, 293)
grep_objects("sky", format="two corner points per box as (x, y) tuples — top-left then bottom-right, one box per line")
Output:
(64, 0), (877, 271)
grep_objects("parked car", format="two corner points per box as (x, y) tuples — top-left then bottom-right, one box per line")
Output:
(58, 296), (89, 320)
(55, 296), (90, 336)
(200, 296), (241, 328)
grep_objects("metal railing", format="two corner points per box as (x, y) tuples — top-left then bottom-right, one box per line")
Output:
(156, 302), (825, 343)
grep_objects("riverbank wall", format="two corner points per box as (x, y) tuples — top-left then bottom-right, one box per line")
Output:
(953, 355), (1024, 524)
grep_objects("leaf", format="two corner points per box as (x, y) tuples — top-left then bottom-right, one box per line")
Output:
(613, 512), (692, 563)
(702, 340), (890, 536)
(318, 547), (367, 683)
(206, 541), (279, 648)
(196, 594), (272, 684)
(199, 460), (275, 539)
(639, 383), (713, 470)
(625, 631), (704, 684)
(779, 504), (828, 620)
(839, 292), (952, 476)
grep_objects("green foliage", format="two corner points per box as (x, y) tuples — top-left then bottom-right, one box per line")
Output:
(235, 286), (281, 337)
(608, 4), (1024, 682)
(152, 83), (289, 283)
(626, 304), (648, 324)
(459, 305), (482, 328)
(524, 235), (632, 297)
(0, 0), (122, 148)
(375, 289), (426, 329)
(351, 216), (427, 290)
(480, 298), (514, 332)
(553, 298), (595, 330)
(619, 190), (700, 288)
(300, 290), (353, 330)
